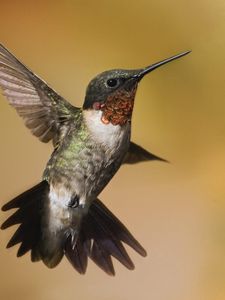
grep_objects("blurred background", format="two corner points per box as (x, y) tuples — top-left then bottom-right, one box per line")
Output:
(0, 1), (225, 299)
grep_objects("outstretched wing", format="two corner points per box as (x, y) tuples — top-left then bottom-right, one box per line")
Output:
(123, 142), (167, 164)
(0, 44), (80, 144)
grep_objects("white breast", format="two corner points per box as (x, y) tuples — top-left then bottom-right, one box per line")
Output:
(83, 109), (130, 150)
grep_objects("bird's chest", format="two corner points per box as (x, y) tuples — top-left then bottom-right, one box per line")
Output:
(84, 109), (130, 158)
(45, 110), (130, 206)
(82, 110), (130, 194)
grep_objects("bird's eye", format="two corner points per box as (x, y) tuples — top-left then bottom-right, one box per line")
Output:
(106, 78), (119, 88)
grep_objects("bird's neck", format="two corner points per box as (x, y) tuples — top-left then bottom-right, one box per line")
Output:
(83, 109), (131, 150)
(101, 90), (134, 126)
(91, 86), (137, 126)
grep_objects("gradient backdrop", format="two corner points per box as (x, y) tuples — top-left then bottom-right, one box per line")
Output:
(0, 1), (225, 300)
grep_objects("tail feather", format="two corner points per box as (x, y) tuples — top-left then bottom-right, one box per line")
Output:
(90, 241), (115, 276)
(65, 235), (88, 274)
(1, 182), (46, 260)
(1, 208), (26, 229)
(17, 236), (33, 257)
(6, 223), (25, 248)
(1, 182), (46, 211)
(31, 247), (41, 262)
(1, 183), (147, 275)
(65, 198), (147, 275)
(88, 207), (135, 270)
(90, 199), (147, 257)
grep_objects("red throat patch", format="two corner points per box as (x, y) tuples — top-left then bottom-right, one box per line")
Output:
(99, 85), (137, 126)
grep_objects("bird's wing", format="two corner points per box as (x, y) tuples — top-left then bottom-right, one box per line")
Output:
(0, 44), (80, 145)
(123, 142), (167, 164)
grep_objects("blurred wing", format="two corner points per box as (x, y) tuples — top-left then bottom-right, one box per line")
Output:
(123, 142), (167, 164)
(0, 44), (79, 144)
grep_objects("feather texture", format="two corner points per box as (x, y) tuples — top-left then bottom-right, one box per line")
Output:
(1, 182), (48, 259)
(2, 182), (146, 275)
(123, 142), (167, 164)
(0, 44), (79, 145)
(65, 198), (147, 276)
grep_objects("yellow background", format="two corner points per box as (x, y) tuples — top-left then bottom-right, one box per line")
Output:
(0, 1), (225, 299)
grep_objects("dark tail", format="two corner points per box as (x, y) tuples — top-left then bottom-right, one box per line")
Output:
(65, 198), (147, 275)
(1, 181), (147, 275)
(1, 182), (47, 261)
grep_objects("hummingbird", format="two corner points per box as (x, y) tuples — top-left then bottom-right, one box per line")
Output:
(0, 44), (190, 275)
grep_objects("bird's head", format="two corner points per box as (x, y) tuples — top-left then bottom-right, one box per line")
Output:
(83, 51), (190, 126)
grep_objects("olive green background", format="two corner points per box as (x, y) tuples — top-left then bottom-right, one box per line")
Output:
(0, 1), (225, 299)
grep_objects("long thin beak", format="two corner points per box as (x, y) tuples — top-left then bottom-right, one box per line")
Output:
(136, 50), (191, 79)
